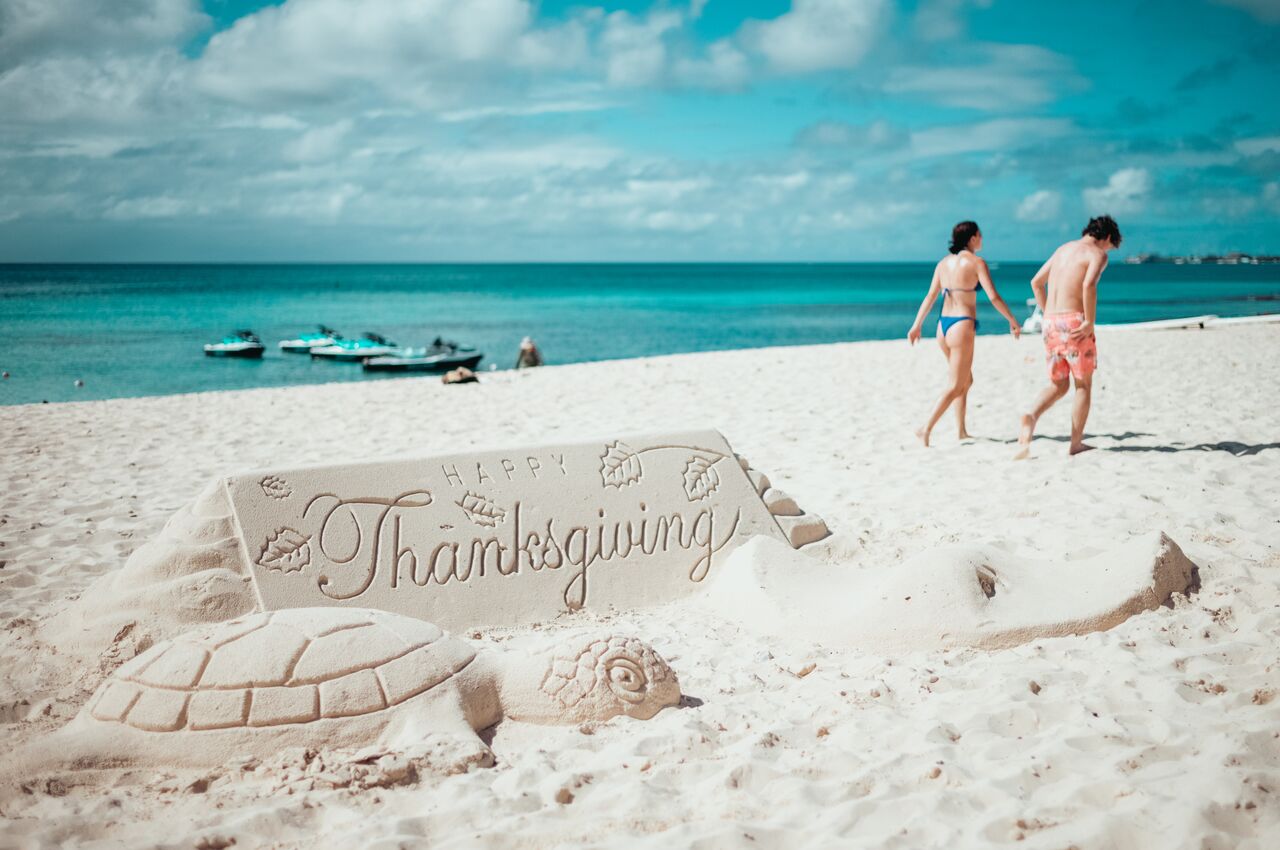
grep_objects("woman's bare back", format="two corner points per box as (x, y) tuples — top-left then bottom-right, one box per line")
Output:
(937, 251), (981, 315)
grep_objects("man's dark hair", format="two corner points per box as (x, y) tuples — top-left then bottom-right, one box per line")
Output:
(949, 220), (980, 254)
(1082, 215), (1122, 247)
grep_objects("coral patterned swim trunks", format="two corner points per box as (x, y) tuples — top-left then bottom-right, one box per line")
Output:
(1043, 312), (1098, 381)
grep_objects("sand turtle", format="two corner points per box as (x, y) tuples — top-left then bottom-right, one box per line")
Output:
(11, 608), (680, 775)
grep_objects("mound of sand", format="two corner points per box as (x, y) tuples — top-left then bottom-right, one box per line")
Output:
(43, 480), (256, 665)
(700, 531), (1197, 651)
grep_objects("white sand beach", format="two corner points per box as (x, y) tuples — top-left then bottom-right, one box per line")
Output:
(1, 324), (1278, 849)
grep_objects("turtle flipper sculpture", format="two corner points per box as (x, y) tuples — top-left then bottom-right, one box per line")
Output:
(8, 608), (680, 779)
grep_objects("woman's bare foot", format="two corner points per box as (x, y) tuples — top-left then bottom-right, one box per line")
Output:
(1013, 414), (1035, 460)
(1069, 442), (1095, 456)
(916, 427), (930, 447)
(958, 429), (973, 440)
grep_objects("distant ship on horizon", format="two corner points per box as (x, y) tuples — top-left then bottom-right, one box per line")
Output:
(1124, 251), (1279, 265)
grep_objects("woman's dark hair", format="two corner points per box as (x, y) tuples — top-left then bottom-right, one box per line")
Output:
(1082, 214), (1122, 247)
(949, 221), (980, 254)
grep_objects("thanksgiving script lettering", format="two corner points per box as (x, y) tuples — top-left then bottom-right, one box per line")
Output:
(226, 431), (793, 629)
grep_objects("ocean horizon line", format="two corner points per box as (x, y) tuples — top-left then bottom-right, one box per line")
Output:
(1, 259), (1054, 267)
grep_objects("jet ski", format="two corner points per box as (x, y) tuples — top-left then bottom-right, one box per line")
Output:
(363, 339), (483, 373)
(204, 330), (265, 358)
(310, 332), (400, 361)
(279, 325), (342, 353)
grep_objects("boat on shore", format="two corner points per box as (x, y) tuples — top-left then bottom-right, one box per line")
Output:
(279, 326), (342, 353)
(310, 333), (399, 361)
(1099, 315), (1218, 331)
(363, 341), (483, 373)
(204, 330), (265, 359)
(1022, 299), (1043, 334)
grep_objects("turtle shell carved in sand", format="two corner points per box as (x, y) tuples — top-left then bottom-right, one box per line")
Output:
(10, 608), (681, 776)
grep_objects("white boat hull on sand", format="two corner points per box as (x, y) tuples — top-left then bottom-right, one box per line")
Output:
(1098, 314), (1218, 331)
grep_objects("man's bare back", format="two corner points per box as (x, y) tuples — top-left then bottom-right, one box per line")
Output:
(1040, 239), (1110, 315)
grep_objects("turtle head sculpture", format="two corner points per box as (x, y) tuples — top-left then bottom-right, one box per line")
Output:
(3, 608), (681, 785)
(487, 633), (680, 726)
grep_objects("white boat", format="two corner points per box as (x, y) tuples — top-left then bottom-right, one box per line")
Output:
(1021, 299), (1043, 334)
(310, 333), (400, 361)
(279, 326), (341, 353)
(1205, 313), (1280, 326)
(1098, 315), (1217, 331)
(204, 330), (265, 359)
(364, 341), (483, 373)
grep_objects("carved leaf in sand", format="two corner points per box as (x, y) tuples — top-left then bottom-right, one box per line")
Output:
(682, 455), (722, 502)
(257, 527), (311, 573)
(259, 475), (292, 500)
(600, 441), (643, 488)
(456, 492), (508, 527)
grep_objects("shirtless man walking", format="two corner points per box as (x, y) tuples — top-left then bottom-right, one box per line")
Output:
(1015, 215), (1121, 458)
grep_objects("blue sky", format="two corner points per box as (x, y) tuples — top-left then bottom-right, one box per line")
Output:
(0, 0), (1276, 261)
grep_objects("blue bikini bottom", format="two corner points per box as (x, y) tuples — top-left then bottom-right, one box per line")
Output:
(938, 315), (978, 335)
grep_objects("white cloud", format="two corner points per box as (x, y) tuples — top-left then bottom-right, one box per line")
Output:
(1083, 168), (1153, 215)
(1263, 182), (1280, 213)
(673, 40), (750, 90)
(1235, 135), (1280, 156)
(912, 0), (994, 42)
(624, 177), (712, 202)
(0, 52), (187, 128)
(1214, 0), (1280, 21)
(0, 0), (207, 70)
(910, 118), (1073, 158)
(512, 16), (592, 71)
(745, 0), (888, 74)
(886, 43), (1082, 110)
(795, 119), (908, 149)
(637, 210), (717, 232)
(283, 120), (352, 163)
(439, 100), (617, 123)
(600, 10), (682, 87)
(193, 0), (541, 107)
(220, 114), (308, 131)
(104, 194), (202, 220)
(417, 141), (622, 182)
(262, 183), (361, 221)
(751, 171), (811, 191)
(1016, 189), (1062, 222)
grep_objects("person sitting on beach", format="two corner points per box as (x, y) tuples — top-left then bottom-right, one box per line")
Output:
(1015, 214), (1122, 458)
(515, 336), (543, 369)
(908, 221), (1021, 446)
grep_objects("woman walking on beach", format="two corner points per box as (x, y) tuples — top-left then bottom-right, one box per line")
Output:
(908, 221), (1021, 446)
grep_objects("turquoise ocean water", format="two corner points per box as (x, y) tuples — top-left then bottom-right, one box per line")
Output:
(1, 263), (1277, 406)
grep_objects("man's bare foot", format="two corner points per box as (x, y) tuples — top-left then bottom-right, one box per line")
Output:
(1069, 442), (1095, 456)
(958, 430), (973, 440)
(1013, 414), (1034, 460)
(915, 427), (930, 447)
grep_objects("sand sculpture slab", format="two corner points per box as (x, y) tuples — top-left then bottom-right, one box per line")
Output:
(218, 431), (827, 631)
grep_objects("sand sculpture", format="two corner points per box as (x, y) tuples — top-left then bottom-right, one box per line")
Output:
(702, 532), (1197, 651)
(51, 431), (828, 657)
(44, 428), (1195, 681)
(11, 608), (679, 774)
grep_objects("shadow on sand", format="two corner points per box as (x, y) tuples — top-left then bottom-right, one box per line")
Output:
(1105, 441), (1280, 457)
(988, 432), (1278, 456)
(988, 431), (1155, 446)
